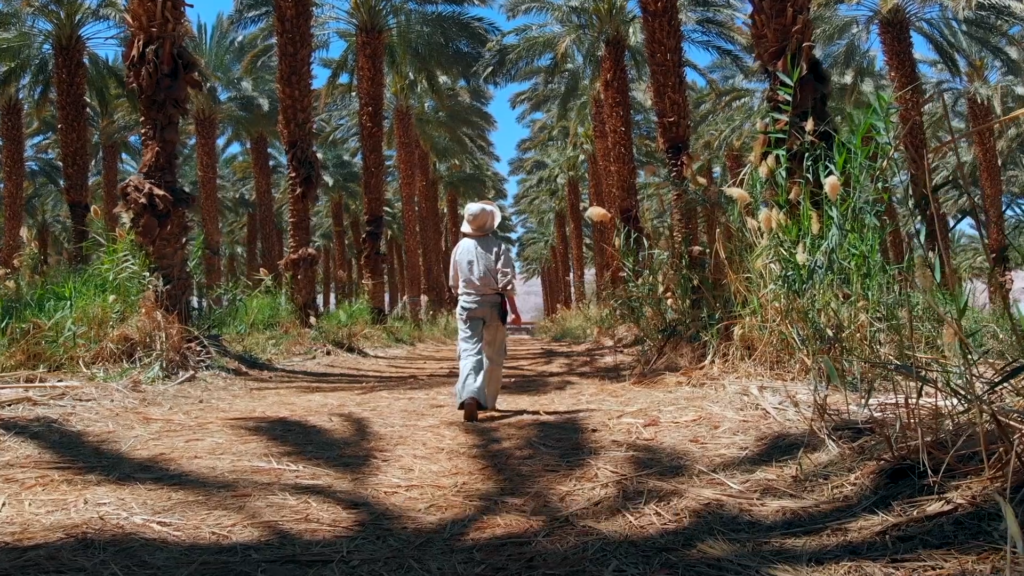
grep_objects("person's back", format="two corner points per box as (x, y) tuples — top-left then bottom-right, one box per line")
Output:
(449, 234), (515, 304)
(448, 202), (521, 423)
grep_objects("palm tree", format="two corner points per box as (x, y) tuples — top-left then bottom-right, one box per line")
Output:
(89, 55), (136, 234)
(6, 0), (119, 265)
(120, 0), (201, 322)
(0, 12), (34, 270)
(637, 0), (743, 267)
(931, 17), (1023, 313)
(490, 0), (654, 276)
(0, 89), (26, 270)
(187, 14), (239, 303)
(221, 29), (283, 280)
(512, 114), (590, 306)
(268, 0), (321, 323)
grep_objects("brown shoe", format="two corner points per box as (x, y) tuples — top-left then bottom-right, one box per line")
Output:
(463, 398), (479, 423)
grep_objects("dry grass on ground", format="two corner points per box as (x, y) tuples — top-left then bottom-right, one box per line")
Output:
(0, 338), (1015, 575)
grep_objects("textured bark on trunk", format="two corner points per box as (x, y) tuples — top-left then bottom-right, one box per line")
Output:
(0, 93), (25, 270)
(245, 208), (259, 282)
(194, 111), (222, 302)
(541, 265), (552, 318)
(36, 218), (49, 274)
(878, 7), (956, 290)
(880, 195), (907, 266)
(555, 210), (573, 310)
(444, 189), (460, 310)
(600, 34), (644, 243)
(356, 29), (387, 319)
(590, 93), (619, 290)
(394, 104), (422, 316)
(967, 93), (1011, 310)
(565, 177), (587, 306)
(54, 32), (92, 266)
(330, 199), (349, 301)
(273, 0), (320, 324)
(250, 132), (280, 277)
(349, 214), (364, 298)
(416, 139), (445, 313)
(702, 166), (726, 287)
(548, 245), (563, 312)
(101, 143), (120, 233)
(587, 154), (607, 300)
(638, 0), (697, 269)
(226, 250), (239, 285)
(386, 237), (399, 314)
(395, 238), (406, 306)
(121, 0), (200, 323)
(321, 243), (332, 312)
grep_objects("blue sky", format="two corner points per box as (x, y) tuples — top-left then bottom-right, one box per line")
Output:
(189, 2), (526, 201)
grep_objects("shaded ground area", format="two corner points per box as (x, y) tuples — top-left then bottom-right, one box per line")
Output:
(0, 338), (1010, 575)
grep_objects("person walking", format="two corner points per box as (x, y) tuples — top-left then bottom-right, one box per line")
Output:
(449, 201), (522, 422)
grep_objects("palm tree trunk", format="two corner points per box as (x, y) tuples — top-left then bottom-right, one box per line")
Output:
(36, 218), (49, 274)
(349, 213), (364, 298)
(250, 132), (280, 277)
(273, 0), (320, 324)
(541, 265), (552, 318)
(444, 189), (459, 310)
(702, 166), (726, 288)
(226, 249), (239, 285)
(54, 32), (92, 266)
(330, 199), (349, 301)
(121, 0), (199, 323)
(394, 238), (406, 307)
(966, 93), (1012, 311)
(416, 139), (445, 313)
(194, 111), (222, 303)
(566, 177), (586, 307)
(590, 92), (620, 290)
(386, 236), (399, 314)
(637, 0), (698, 271)
(101, 143), (120, 233)
(548, 245), (563, 313)
(321, 243), (332, 312)
(394, 104), (422, 317)
(0, 93), (25, 271)
(878, 6), (956, 290)
(554, 211), (572, 310)
(600, 33), (644, 244)
(245, 208), (259, 282)
(355, 28), (388, 319)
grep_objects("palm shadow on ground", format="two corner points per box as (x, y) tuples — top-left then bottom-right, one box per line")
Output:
(0, 411), (1008, 575)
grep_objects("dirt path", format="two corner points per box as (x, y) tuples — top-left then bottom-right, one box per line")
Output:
(0, 338), (1005, 575)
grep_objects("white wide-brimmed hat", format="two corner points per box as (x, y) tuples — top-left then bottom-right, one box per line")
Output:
(461, 201), (502, 236)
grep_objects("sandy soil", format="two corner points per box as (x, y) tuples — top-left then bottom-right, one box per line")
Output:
(0, 337), (1011, 575)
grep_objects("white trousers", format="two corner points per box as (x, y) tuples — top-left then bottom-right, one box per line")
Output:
(455, 297), (507, 411)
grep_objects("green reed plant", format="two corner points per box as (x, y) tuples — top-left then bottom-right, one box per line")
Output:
(0, 236), (153, 370)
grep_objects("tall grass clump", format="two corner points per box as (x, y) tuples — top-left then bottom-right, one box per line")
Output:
(537, 305), (614, 344)
(0, 236), (170, 371)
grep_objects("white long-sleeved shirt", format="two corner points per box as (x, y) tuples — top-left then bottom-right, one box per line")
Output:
(449, 234), (517, 298)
